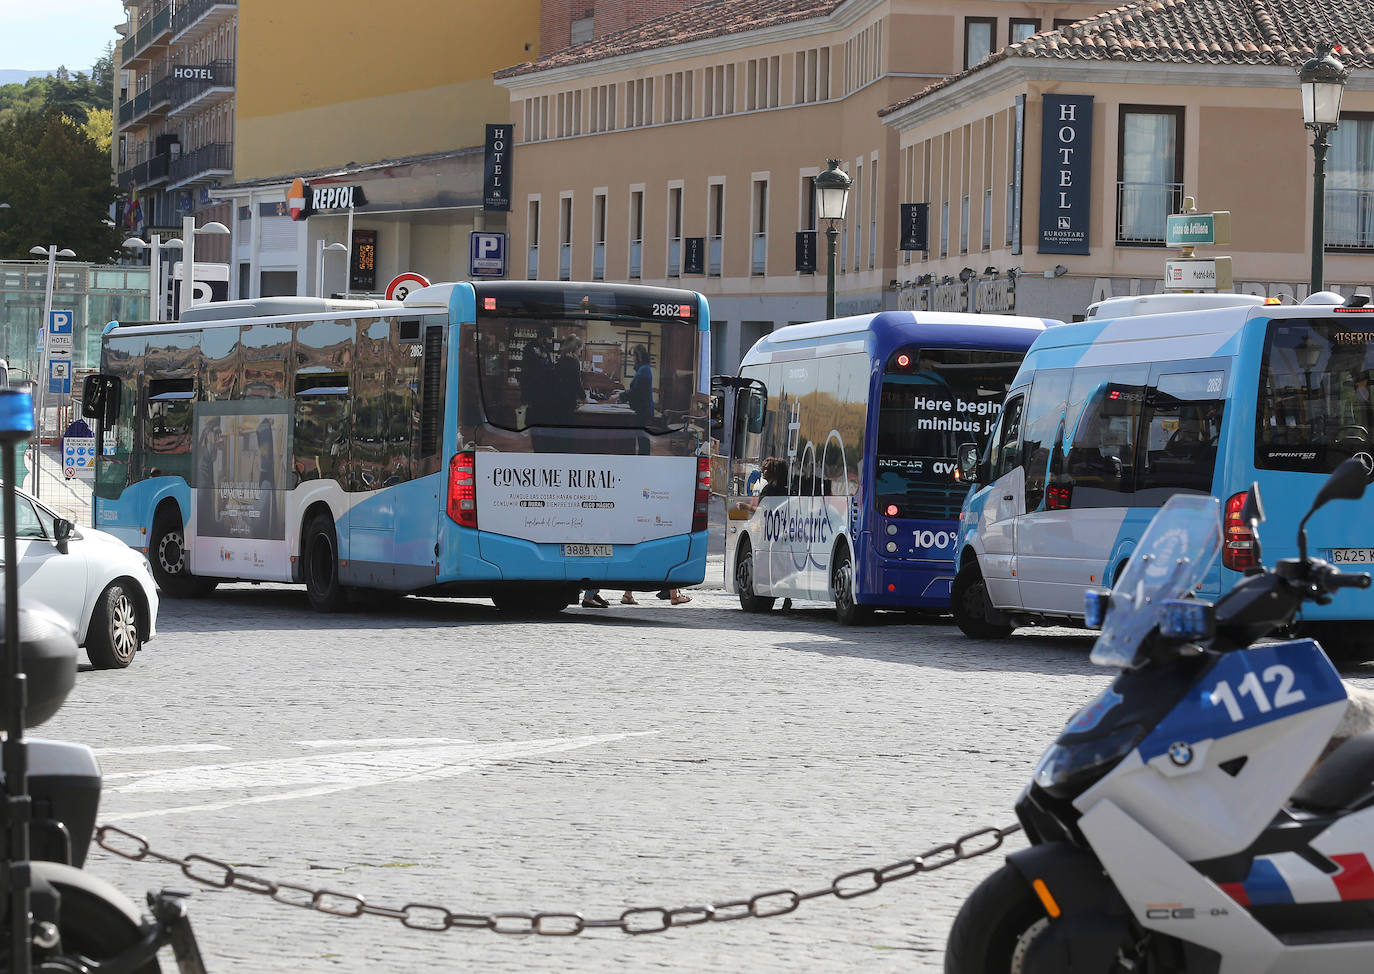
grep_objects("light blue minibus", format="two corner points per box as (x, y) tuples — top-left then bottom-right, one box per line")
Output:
(81, 281), (712, 613)
(952, 293), (1374, 656)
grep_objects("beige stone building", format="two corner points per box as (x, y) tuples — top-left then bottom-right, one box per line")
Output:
(494, 0), (1116, 371)
(880, 0), (1374, 322)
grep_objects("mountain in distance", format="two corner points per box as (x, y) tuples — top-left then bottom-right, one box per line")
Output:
(0, 69), (55, 85)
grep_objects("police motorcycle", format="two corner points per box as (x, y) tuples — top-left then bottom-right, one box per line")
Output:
(0, 386), (204, 974)
(946, 457), (1374, 974)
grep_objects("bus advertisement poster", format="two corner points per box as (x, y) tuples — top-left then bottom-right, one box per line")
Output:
(192, 401), (291, 542)
(475, 453), (697, 545)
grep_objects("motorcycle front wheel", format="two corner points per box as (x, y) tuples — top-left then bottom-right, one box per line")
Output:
(945, 863), (1048, 974)
(31, 862), (162, 973)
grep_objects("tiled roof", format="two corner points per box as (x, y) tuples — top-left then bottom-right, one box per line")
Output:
(495, 0), (843, 78)
(880, 0), (1374, 117)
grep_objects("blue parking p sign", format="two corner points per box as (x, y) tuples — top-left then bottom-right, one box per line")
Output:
(469, 231), (507, 278)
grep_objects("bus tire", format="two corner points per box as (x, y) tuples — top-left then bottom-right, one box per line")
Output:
(149, 510), (217, 599)
(734, 540), (775, 613)
(302, 513), (349, 613)
(832, 545), (872, 626)
(951, 560), (1013, 640)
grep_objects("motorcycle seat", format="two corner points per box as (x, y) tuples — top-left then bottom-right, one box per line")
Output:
(1290, 731), (1374, 813)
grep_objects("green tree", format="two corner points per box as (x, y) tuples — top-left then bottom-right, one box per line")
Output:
(0, 110), (123, 262)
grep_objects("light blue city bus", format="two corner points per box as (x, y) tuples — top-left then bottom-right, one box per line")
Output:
(716, 310), (1053, 624)
(952, 292), (1374, 656)
(81, 281), (712, 613)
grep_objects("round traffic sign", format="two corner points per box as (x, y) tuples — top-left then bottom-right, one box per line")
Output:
(385, 272), (431, 302)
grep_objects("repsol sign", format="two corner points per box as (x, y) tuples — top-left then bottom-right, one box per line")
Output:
(286, 177), (370, 221)
(763, 504), (833, 545)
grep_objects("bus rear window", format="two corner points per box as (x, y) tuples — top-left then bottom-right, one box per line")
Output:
(475, 315), (696, 433)
(1256, 319), (1374, 473)
(876, 348), (1022, 517)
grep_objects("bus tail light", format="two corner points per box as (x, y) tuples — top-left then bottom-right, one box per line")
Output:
(692, 455), (711, 533)
(1047, 483), (1072, 510)
(447, 451), (478, 528)
(1223, 491), (1256, 571)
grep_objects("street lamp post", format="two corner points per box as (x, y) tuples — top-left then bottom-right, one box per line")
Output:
(27, 245), (76, 500)
(177, 216), (230, 318)
(316, 241), (348, 298)
(122, 234), (183, 320)
(1300, 44), (1350, 295)
(815, 159), (852, 320)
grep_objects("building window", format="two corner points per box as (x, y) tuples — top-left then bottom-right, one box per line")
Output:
(629, 190), (644, 279)
(1116, 106), (1184, 245)
(709, 182), (724, 276)
(869, 160), (877, 269)
(984, 187), (993, 250)
(1009, 19), (1040, 44)
(960, 194), (970, 255)
(751, 179), (768, 275)
(852, 160), (863, 271)
(593, 193), (607, 280)
(940, 200), (949, 257)
(1006, 181), (1015, 247)
(559, 196), (573, 280)
(1052, 18), (1079, 30)
(527, 200), (540, 279)
(964, 18), (996, 69)
(667, 185), (683, 277)
(570, 15), (594, 45)
(1326, 114), (1374, 251)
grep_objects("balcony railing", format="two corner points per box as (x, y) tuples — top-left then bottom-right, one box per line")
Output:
(593, 242), (605, 280)
(169, 142), (232, 187)
(173, 0), (238, 40)
(751, 233), (766, 275)
(709, 235), (722, 276)
(169, 59), (235, 112)
(132, 2), (171, 58)
(629, 240), (642, 280)
(1326, 187), (1374, 251)
(667, 237), (681, 277)
(118, 99), (133, 125)
(559, 243), (572, 281)
(1116, 180), (1184, 246)
(527, 245), (538, 280)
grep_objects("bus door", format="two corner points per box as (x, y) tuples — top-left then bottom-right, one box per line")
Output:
(976, 390), (1025, 607)
(720, 376), (770, 581)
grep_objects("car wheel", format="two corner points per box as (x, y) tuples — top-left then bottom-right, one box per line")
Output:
(303, 513), (349, 613)
(951, 560), (1013, 639)
(85, 582), (141, 670)
(149, 511), (216, 598)
(832, 546), (872, 626)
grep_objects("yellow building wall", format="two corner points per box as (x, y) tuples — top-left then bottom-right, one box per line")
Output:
(235, 0), (541, 180)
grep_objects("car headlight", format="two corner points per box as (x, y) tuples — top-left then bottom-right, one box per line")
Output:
(1033, 723), (1146, 798)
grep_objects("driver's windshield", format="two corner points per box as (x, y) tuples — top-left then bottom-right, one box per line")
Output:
(1090, 495), (1222, 667)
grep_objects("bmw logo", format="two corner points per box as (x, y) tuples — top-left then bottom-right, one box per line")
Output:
(1167, 741), (1194, 767)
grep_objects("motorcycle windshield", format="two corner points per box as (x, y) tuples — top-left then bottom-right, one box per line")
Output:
(1089, 494), (1222, 668)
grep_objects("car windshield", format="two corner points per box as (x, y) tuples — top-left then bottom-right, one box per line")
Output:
(476, 315), (696, 433)
(875, 348), (1021, 517)
(1090, 494), (1222, 668)
(1256, 318), (1374, 474)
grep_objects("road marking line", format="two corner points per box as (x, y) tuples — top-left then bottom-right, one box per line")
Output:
(93, 744), (232, 755)
(292, 738), (472, 749)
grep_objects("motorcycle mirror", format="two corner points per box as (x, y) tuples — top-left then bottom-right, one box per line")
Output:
(0, 602), (78, 729)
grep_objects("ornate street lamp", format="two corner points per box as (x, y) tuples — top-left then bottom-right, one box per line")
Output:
(1300, 43), (1349, 294)
(815, 159), (852, 320)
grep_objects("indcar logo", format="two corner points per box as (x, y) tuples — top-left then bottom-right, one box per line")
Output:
(287, 177), (309, 221)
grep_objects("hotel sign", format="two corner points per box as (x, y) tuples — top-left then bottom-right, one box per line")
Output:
(1038, 94), (1093, 255)
(483, 124), (511, 211)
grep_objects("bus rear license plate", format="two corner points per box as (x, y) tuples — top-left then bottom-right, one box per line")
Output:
(1329, 548), (1374, 564)
(565, 544), (613, 557)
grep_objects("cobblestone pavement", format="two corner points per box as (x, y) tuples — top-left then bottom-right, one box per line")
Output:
(44, 585), (1374, 973)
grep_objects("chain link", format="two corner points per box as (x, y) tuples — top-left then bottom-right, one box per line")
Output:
(95, 821), (1020, 937)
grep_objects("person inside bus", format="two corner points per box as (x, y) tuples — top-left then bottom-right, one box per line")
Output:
(1340, 368), (1374, 435)
(520, 325), (555, 423)
(758, 456), (788, 499)
(550, 334), (587, 418)
(622, 344), (654, 454)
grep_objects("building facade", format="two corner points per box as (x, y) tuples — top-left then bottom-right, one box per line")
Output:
(216, 0), (541, 301)
(879, 0), (1374, 322)
(494, 0), (1117, 372)
(114, 0), (237, 265)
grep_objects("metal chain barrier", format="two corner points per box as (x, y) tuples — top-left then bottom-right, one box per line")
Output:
(95, 821), (1021, 936)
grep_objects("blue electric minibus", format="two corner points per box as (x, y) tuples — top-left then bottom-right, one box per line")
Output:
(953, 292), (1374, 657)
(716, 310), (1054, 624)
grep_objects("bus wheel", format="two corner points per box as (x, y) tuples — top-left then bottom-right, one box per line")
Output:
(832, 547), (872, 626)
(303, 513), (349, 613)
(149, 511), (217, 599)
(951, 561), (1013, 639)
(735, 542), (775, 613)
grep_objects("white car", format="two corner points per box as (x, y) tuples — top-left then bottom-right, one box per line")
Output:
(6, 489), (158, 669)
